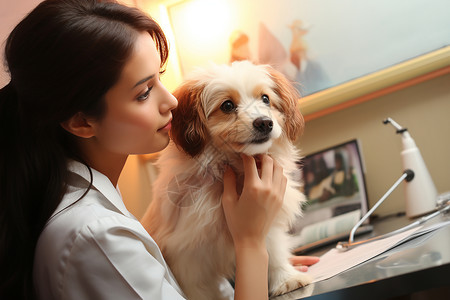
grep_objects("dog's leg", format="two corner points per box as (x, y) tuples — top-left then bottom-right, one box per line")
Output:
(267, 228), (312, 297)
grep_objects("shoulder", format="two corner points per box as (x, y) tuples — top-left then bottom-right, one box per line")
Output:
(34, 195), (153, 274)
(34, 197), (184, 299)
(36, 187), (159, 266)
(43, 183), (147, 244)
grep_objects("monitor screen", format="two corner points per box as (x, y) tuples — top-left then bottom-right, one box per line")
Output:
(290, 139), (369, 247)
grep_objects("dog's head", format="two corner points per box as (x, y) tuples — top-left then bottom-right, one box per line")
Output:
(170, 60), (304, 157)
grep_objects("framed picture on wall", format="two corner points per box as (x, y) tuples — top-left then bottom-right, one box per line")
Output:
(163, 0), (450, 115)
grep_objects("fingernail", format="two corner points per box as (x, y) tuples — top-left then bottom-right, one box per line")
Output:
(297, 266), (308, 272)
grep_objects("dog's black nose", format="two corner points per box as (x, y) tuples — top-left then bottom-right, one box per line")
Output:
(253, 117), (273, 134)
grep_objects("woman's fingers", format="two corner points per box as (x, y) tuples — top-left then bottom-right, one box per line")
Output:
(258, 154), (273, 184)
(290, 256), (320, 272)
(272, 159), (287, 198)
(241, 154), (258, 184)
(222, 166), (238, 205)
(223, 154), (288, 246)
(289, 256), (320, 267)
(240, 154), (286, 201)
(296, 266), (309, 272)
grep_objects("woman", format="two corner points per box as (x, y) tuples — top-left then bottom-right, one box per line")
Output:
(0, 1), (317, 299)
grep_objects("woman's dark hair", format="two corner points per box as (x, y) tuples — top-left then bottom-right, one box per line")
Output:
(0, 0), (168, 298)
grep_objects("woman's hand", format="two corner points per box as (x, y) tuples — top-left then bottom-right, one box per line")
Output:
(289, 256), (320, 272)
(221, 154), (287, 300)
(221, 154), (287, 248)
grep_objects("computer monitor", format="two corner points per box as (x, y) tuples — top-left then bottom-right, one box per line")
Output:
(291, 139), (369, 252)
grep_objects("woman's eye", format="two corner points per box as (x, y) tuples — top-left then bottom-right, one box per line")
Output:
(262, 94), (270, 105)
(137, 87), (152, 101)
(220, 100), (236, 113)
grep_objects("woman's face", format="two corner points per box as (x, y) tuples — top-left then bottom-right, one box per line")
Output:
(91, 31), (177, 155)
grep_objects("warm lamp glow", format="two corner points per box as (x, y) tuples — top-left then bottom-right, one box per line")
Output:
(179, 0), (231, 46)
(168, 0), (233, 70)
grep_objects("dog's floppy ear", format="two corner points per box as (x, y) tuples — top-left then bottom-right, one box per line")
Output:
(267, 67), (305, 142)
(170, 80), (209, 157)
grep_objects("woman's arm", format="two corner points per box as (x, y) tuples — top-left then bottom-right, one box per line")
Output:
(233, 242), (269, 300)
(222, 154), (287, 300)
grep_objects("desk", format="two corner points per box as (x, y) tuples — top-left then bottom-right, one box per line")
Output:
(273, 213), (450, 299)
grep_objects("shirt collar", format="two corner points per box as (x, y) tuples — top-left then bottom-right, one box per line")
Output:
(61, 160), (133, 218)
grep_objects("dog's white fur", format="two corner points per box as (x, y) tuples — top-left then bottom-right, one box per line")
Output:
(141, 61), (310, 299)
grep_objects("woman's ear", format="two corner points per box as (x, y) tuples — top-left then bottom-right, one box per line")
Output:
(60, 112), (95, 138)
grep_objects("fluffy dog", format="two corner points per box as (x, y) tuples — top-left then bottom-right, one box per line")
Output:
(141, 61), (310, 299)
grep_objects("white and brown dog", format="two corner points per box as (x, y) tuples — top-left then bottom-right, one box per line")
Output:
(141, 61), (310, 299)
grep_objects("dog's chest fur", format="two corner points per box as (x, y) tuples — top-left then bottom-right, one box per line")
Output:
(152, 141), (303, 236)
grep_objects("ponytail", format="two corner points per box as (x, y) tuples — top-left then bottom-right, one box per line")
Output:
(0, 82), (68, 299)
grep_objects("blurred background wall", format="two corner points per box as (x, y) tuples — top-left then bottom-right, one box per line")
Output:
(2, 0), (449, 219)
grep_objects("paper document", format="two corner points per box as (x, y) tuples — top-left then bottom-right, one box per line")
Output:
(307, 219), (450, 283)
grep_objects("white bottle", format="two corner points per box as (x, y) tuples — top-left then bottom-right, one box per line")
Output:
(384, 118), (438, 218)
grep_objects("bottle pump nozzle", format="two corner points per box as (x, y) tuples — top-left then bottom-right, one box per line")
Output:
(383, 118), (438, 218)
(383, 117), (407, 134)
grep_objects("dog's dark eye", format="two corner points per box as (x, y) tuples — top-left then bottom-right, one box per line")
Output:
(220, 100), (236, 113)
(262, 94), (270, 105)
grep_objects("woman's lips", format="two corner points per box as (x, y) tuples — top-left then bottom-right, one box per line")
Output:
(158, 119), (172, 131)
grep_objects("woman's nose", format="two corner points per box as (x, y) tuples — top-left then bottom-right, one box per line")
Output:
(160, 85), (178, 113)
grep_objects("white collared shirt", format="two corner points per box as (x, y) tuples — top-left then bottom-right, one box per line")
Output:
(33, 160), (185, 299)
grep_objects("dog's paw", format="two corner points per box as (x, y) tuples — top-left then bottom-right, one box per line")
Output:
(270, 271), (312, 297)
